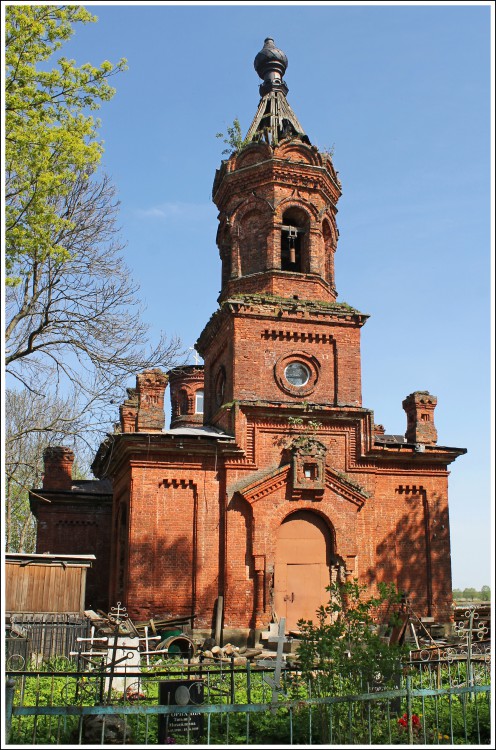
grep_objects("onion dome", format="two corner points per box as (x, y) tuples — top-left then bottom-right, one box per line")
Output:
(254, 37), (288, 96)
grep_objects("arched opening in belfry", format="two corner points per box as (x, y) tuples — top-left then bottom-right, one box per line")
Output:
(281, 208), (307, 272)
(323, 219), (334, 287)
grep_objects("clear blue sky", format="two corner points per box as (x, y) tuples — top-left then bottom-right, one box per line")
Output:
(45, 2), (493, 590)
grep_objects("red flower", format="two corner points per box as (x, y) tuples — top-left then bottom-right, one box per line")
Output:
(398, 713), (421, 731)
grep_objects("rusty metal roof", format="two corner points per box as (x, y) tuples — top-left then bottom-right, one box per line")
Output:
(162, 425), (233, 439)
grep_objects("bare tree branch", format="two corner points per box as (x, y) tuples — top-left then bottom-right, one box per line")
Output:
(5, 169), (186, 551)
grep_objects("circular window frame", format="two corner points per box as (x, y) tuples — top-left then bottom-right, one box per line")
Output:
(284, 362), (310, 387)
(274, 352), (320, 397)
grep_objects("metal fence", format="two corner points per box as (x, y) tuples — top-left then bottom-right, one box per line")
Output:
(5, 656), (491, 746)
(6, 614), (91, 668)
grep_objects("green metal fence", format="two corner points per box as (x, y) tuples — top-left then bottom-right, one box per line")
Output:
(5, 658), (491, 745)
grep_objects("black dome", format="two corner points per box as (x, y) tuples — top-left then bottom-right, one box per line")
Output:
(254, 38), (288, 81)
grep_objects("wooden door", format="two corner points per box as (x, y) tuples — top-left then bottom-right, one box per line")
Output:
(274, 511), (331, 631)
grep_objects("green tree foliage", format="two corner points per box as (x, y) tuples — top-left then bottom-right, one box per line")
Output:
(462, 587), (478, 601)
(294, 580), (407, 742)
(480, 585), (490, 601)
(216, 118), (251, 155)
(5, 4), (127, 283)
(453, 586), (490, 602)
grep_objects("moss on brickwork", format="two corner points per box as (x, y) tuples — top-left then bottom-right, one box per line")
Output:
(222, 293), (365, 317)
(333, 469), (371, 498)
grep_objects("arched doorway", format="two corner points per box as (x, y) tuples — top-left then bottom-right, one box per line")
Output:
(273, 511), (333, 631)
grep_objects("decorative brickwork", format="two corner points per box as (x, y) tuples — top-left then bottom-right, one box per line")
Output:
(403, 391), (438, 445)
(136, 369), (168, 432)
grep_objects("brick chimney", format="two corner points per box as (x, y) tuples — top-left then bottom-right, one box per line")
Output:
(42, 447), (75, 490)
(135, 369), (169, 432)
(402, 391), (438, 445)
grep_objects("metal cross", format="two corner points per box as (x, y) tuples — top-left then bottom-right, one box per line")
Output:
(189, 347), (201, 365)
(139, 626), (162, 666)
(109, 601), (128, 624)
(71, 626), (108, 669)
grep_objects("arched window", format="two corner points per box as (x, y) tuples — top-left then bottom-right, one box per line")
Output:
(195, 390), (204, 414)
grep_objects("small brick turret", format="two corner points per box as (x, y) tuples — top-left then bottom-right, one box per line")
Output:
(403, 391), (438, 445)
(42, 447), (75, 490)
(168, 365), (205, 428)
(119, 369), (168, 433)
(136, 369), (168, 432)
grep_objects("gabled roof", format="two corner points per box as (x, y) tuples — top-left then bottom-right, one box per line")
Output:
(229, 463), (368, 508)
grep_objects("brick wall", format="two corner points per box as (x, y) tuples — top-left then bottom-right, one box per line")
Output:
(118, 455), (221, 627)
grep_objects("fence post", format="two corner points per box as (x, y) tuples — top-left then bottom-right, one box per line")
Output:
(467, 608), (474, 694)
(5, 678), (16, 744)
(230, 655), (235, 704)
(406, 675), (413, 745)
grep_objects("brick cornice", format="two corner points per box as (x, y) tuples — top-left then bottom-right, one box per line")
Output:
(213, 157), (341, 208)
(196, 294), (368, 355)
(324, 467), (369, 508)
(91, 431), (241, 480)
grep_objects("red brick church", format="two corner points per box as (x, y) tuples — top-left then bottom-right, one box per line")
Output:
(31, 39), (465, 642)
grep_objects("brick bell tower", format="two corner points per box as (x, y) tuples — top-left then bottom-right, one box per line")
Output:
(197, 38), (368, 435)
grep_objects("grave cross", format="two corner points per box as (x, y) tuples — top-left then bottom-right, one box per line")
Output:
(138, 626), (165, 666)
(260, 618), (290, 712)
(71, 626), (108, 669)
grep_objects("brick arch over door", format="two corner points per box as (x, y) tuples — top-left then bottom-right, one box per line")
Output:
(273, 510), (335, 631)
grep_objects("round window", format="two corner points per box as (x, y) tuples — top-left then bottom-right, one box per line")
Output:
(284, 362), (310, 387)
(274, 351), (320, 396)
